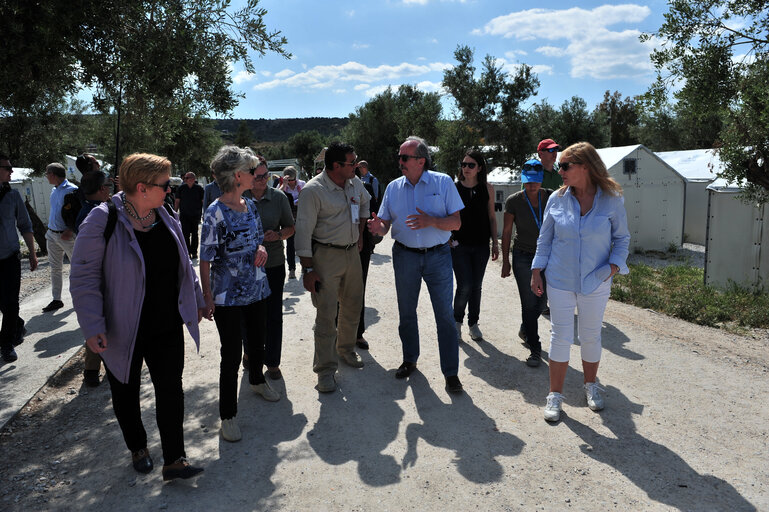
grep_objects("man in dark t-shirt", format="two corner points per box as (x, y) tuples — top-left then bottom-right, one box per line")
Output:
(174, 172), (205, 259)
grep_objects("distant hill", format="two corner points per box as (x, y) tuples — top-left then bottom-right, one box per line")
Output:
(213, 117), (349, 143)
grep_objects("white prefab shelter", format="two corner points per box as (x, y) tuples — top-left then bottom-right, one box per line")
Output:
(705, 179), (769, 290)
(656, 149), (720, 245)
(10, 169), (55, 225)
(596, 144), (685, 252)
(488, 167), (520, 238)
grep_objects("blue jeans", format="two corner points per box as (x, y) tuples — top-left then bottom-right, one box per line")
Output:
(451, 243), (490, 326)
(512, 249), (547, 355)
(393, 243), (459, 377)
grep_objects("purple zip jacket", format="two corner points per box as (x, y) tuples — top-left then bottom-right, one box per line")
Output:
(69, 193), (205, 383)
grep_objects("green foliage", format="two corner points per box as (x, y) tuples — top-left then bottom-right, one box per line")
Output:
(216, 118), (348, 143)
(342, 85), (441, 184)
(285, 130), (327, 172)
(612, 263), (769, 328)
(442, 46), (539, 168)
(234, 121), (254, 148)
(594, 91), (638, 147)
(644, 0), (769, 200)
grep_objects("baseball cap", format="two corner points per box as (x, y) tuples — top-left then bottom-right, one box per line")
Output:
(521, 159), (544, 183)
(537, 139), (560, 152)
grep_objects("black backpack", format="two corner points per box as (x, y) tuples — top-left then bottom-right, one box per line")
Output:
(102, 199), (175, 243)
(61, 189), (85, 230)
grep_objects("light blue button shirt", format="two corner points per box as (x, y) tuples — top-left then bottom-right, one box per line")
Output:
(378, 170), (464, 248)
(532, 187), (630, 295)
(48, 179), (78, 231)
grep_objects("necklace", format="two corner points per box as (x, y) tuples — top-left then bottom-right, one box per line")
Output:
(124, 195), (154, 221)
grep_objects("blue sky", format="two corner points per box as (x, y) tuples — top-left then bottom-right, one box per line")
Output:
(227, 0), (671, 119)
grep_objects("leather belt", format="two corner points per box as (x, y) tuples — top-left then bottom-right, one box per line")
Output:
(394, 240), (446, 254)
(312, 239), (357, 250)
(49, 229), (64, 233)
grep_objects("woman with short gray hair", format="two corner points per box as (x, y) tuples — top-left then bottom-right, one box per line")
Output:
(200, 145), (278, 444)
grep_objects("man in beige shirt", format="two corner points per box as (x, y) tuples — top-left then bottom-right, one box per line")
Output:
(295, 141), (371, 393)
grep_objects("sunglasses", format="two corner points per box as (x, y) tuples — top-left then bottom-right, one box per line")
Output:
(147, 180), (171, 191)
(559, 161), (582, 172)
(460, 162), (477, 169)
(544, 147), (560, 153)
(398, 154), (421, 163)
(253, 172), (269, 181)
(522, 163), (543, 172)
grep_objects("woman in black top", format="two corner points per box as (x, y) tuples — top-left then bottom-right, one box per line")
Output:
(451, 149), (499, 341)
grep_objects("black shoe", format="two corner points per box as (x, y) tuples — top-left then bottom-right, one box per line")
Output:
(162, 457), (204, 481)
(395, 362), (417, 379)
(445, 375), (463, 394)
(131, 448), (154, 474)
(355, 338), (369, 350)
(518, 327), (530, 349)
(1, 346), (18, 363)
(13, 318), (26, 346)
(526, 352), (542, 368)
(42, 300), (64, 312)
(541, 307), (550, 318)
(83, 369), (100, 387)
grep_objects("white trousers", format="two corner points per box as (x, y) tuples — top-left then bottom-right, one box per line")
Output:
(45, 230), (75, 301)
(547, 280), (611, 363)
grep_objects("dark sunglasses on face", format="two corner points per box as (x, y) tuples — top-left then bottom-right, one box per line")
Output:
(460, 162), (477, 169)
(559, 161), (581, 172)
(398, 154), (421, 163)
(253, 172), (269, 181)
(522, 163), (543, 172)
(147, 180), (171, 191)
(545, 147), (560, 153)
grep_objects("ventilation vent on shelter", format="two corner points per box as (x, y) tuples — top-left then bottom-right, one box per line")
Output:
(623, 158), (637, 175)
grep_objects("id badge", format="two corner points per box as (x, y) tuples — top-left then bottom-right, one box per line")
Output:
(350, 203), (360, 224)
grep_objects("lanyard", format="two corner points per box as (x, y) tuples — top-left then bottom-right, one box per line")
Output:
(524, 190), (542, 231)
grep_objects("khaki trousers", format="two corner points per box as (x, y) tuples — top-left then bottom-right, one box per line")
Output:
(311, 245), (363, 376)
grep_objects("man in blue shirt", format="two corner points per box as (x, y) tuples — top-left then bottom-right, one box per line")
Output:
(356, 160), (380, 202)
(43, 162), (77, 312)
(368, 136), (465, 393)
(0, 155), (38, 362)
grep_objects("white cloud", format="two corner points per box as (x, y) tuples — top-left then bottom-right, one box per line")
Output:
(364, 84), (392, 97)
(233, 70), (255, 85)
(504, 50), (528, 59)
(474, 5), (659, 79)
(531, 64), (554, 76)
(260, 71), (272, 77)
(346, 10), (355, 17)
(334, 89), (347, 94)
(354, 84), (370, 91)
(252, 61), (451, 91)
(353, 43), (370, 49)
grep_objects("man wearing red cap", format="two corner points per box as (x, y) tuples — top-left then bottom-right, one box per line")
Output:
(536, 139), (563, 190)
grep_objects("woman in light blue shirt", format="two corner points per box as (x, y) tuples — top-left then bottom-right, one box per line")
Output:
(531, 142), (630, 422)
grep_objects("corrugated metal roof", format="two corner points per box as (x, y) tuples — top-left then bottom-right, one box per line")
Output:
(656, 149), (722, 182)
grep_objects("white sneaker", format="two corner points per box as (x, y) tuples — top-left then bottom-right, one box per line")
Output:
(251, 382), (280, 402)
(455, 322), (462, 340)
(544, 392), (564, 422)
(584, 382), (605, 411)
(220, 417), (242, 442)
(468, 323), (483, 341)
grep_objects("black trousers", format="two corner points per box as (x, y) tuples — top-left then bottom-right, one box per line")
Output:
(357, 247), (373, 339)
(179, 214), (200, 258)
(214, 300), (267, 420)
(0, 253), (21, 348)
(105, 323), (186, 465)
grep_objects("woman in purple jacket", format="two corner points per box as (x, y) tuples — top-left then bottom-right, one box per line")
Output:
(70, 153), (209, 481)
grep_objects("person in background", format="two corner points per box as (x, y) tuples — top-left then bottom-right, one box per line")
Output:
(368, 136), (465, 394)
(70, 153), (206, 481)
(356, 160), (380, 202)
(174, 172), (205, 260)
(0, 155), (38, 363)
(536, 138), (563, 190)
(501, 161), (552, 367)
(200, 146), (278, 444)
(451, 149), (498, 342)
(531, 142), (630, 422)
(203, 173), (222, 211)
(354, 166), (380, 351)
(73, 170), (112, 386)
(294, 142), (370, 393)
(280, 166), (305, 279)
(243, 158), (295, 380)
(43, 162), (77, 313)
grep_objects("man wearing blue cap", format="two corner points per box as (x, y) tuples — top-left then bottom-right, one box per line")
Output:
(501, 160), (553, 367)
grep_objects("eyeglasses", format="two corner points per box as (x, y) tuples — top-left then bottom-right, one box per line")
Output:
(522, 163), (543, 173)
(460, 162), (477, 169)
(559, 161), (582, 172)
(253, 172), (269, 181)
(398, 154), (421, 163)
(146, 180), (171, 191)
(544, 147), (560, 153)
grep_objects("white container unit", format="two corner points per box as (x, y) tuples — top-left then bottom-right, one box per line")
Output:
(596, 144), (685, 252)
(656, 149), (720, 245)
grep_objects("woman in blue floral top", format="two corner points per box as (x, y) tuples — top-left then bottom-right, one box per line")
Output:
(200, 146), (279, 444)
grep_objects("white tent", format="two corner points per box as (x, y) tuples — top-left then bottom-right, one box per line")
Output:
(705, 178), (769, 290)
(10, 169), (55, 225)
(656, 149), (721, 245)
(596, 144), (685, 252)
(488, 167), (520, 238)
